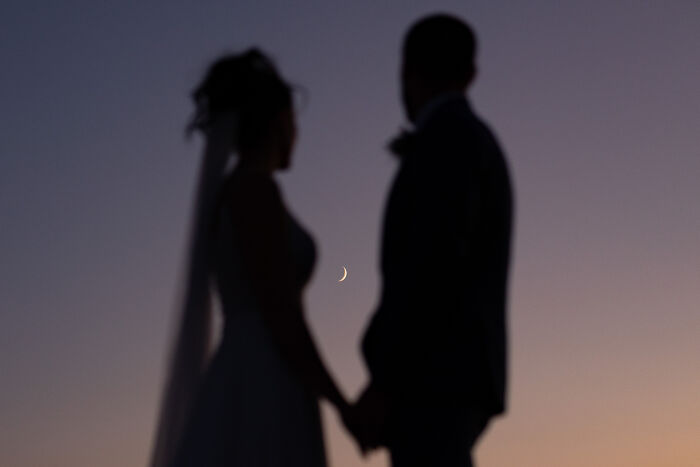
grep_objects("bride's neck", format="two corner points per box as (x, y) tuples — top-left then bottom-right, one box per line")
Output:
(236, 150), (277, 174)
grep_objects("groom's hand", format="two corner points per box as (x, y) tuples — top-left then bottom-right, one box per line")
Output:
(340, 402), (371, 455)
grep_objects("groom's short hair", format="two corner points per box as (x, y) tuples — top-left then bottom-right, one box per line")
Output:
(403, 14), (477, 87)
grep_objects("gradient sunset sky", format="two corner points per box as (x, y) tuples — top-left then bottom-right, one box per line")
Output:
(2, 1), (699, 466)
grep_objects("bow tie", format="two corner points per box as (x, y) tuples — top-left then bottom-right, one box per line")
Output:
(388, 128), (419, 158)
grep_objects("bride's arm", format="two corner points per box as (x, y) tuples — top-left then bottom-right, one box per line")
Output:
(227, 174), (348, 412)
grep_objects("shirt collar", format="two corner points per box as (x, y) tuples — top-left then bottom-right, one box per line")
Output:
(412, 91), (466, 131)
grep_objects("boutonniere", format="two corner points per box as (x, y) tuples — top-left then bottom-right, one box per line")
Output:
(388, 128), (420, 158)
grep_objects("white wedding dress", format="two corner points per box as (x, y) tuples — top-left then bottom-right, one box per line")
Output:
(170, 180), (327, 467)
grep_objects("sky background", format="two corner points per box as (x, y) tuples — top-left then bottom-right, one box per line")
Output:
(1, 1), (699, 466)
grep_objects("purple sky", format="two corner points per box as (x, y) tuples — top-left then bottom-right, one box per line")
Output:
(2, 1), (699, 466)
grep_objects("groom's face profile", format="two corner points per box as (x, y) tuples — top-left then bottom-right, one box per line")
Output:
(400, 14), (477, 123)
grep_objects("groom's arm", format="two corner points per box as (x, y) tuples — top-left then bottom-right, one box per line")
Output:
(365, 146), (483, 394)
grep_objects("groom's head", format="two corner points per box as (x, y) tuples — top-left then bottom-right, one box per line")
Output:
(401, 14), (477, 123)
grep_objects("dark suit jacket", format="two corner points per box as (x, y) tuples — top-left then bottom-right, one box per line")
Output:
(362, 96), (513, 419)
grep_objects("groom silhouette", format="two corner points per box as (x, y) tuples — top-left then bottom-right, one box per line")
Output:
(349, 14), (513, 467)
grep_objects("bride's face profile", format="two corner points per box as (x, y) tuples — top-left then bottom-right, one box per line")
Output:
(188, 49), (297, 173)
(235, 106), (296, 173)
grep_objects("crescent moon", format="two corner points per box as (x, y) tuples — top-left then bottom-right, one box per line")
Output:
(338, 266), (348, 282)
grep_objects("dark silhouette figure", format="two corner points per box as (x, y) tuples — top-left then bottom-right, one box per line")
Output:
(345, 14), (514, 467)
(151, 49), (347, 467)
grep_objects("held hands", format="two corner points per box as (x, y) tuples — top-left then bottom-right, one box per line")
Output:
(340, 384), (389, 456)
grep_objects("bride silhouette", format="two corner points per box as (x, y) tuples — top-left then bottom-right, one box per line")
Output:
(150, 49), (349, 467)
